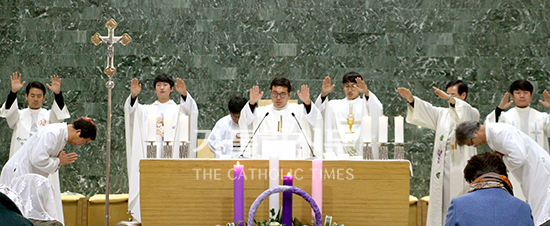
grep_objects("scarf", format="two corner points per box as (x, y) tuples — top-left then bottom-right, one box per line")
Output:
(468, 172), (514, 196)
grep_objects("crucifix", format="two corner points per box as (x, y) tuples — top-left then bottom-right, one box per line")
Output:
(91, 18), (131, 226)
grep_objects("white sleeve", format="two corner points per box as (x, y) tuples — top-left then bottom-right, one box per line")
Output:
(29, 133), (61, 175)
(314, 93), (327, 112)
(49, 99), (71, 123)
(207, 119), (233, 157)
(449, 98), (480, 123)
(303, 103), (320, 127)
(179, 92), (198, 116)
(0, 98), (20, 129)
(405, 96), (445, 131)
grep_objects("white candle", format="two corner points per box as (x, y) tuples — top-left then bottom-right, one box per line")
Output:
(395, 115), (404, 143)
(179, 114), (189, 142)
(362, 115), (372, 142)
(269, 155), (280, 216)
(164, 116), (173, 142)
(147, 115), (157, 142)
(379, 115), (388, 143)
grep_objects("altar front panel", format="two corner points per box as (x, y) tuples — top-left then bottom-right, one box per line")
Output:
(140, 159), (410, 225)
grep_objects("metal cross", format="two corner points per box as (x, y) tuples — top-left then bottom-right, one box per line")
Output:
(91, 18), (131, 226)
(91, 18), (131, 77)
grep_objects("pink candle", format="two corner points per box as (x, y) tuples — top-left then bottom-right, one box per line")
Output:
(312, 159), (322, 215)
(234, 162), (244, 226)
(282, 172), (293, 226)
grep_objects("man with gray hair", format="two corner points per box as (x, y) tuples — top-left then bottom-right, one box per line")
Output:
(456, 121), (550, 226)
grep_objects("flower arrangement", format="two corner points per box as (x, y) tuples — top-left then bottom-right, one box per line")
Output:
(217, 208), (345, 226)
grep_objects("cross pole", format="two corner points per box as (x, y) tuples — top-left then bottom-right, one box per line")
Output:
(91, 18), (131, 226)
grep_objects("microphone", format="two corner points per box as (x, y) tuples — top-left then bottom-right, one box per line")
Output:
(239, 112), (269, 158)
(291, 112), (316, 158)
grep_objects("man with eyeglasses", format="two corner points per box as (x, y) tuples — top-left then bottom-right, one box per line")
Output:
(396, 80), (479, 226)
(314, 72), (383, 158)
(208, 96), (248, 158)
(239, 76), (322, 158)
(456, 121), (550, 226)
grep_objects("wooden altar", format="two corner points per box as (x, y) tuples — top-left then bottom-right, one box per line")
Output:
(140, 159), (411, 225)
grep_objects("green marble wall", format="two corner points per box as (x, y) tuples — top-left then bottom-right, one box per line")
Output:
(1, 0), (550, 199)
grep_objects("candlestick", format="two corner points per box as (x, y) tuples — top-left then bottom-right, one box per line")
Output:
(269, 155), (279, 218)
(282, 172), (293, 226)
(234, 162), (245, 226)
(312, 160), (322, 217)
(379, 115), (388, 143)
(362, 115), (371, 142)
(395, 115), (404, 143)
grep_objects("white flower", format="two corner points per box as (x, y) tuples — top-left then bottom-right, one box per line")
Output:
(269, 222), (281, 226)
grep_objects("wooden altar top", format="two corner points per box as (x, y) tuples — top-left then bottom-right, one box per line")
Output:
(140, 159), (411, 226)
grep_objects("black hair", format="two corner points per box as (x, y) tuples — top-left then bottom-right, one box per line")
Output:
(509, 79), (533, 94)
(270, 77), (292, 92)
(153, 73), (175, 88)
(73, 117), (97, 140)
(463, 153), (508, 183)
(25, 82), (46, 96)
(342, 71), (363, 84)
(228, 96), (247, 114)
(445, 79), (469, 100)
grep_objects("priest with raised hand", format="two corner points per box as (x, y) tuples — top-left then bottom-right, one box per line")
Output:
(456, 121), (550, 226)
(0, 117), (96, 224)
(239, 77), (322, 158)
(0, 71), (70, 224)
(124, 74), (199, 222)
(314, 72), (383, 158)
(396, 80), (479, 226)
(486, 79), (550, 152)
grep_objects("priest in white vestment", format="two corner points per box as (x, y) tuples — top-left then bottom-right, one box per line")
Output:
(314, 72), (383, 158)
(0, 117), (96, 223)
(485, 79), (550, 201)
(0, 72), (70, 223)
(397, 80), (479, 226)
(124, 74), (199, 222)
(208, 96), (247, 158)
(456, 121), (550, 226)
(239, 77), (322, 158)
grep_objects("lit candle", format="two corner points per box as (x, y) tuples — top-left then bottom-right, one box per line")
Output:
(179, 114), (189, 142)
(147, 115), (157, 142)
(282, 172), (293, 226)
(164, 116), (173, 142)
(234, 162), (245, 226)
(269, 155), (280, 216)
(395, 115), (404, 143)
(312, 159), (322, 216)
(362, 115), (371, 142)
(379, 115), (388, 143)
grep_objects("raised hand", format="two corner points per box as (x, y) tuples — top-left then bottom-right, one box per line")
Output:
(46, 75), (61, 94)
(321, 76), (335, 97)
(296, 84), (311, 105)
(397, 87), (414, 103)
(58, 151), (78, 166)
(355, 77), (369, 96)
(10, 72), (25, 93)
(249, 86), (264, 105)
(498, 92), (513, 110)
(539, 90), (550, 109)
(433, 86), (451, 100)
(130, 78), (142, 98)
(175, 78), (187, 96)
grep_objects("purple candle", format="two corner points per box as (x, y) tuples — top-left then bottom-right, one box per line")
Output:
(282, 172), (293, 226)
(234, 162), (245, 226)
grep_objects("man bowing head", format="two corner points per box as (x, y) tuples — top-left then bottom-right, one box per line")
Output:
(0, 117), (96, 186)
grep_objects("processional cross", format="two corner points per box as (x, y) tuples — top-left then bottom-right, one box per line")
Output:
(91, 18), (131, 226)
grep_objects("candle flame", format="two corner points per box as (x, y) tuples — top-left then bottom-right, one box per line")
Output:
(287, 172), (291, 176)
(236, 161), (240, 165)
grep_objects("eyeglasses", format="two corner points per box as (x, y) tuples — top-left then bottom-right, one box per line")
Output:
(271, 92), (288, 98)
(343, 85), (357, 91)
